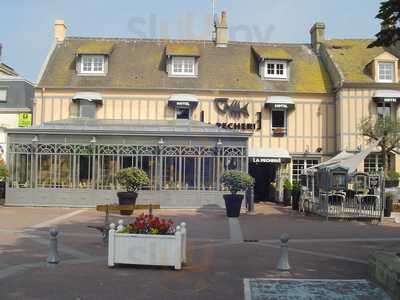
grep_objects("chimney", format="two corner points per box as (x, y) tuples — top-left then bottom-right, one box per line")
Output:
(215, 11), (228, 47)
(54, 20), (67, 43)
(310, 22), (325, 53)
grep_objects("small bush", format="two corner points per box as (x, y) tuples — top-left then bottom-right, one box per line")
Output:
(116, 167), (150, 192)
(0, 163), (8, 181)
(283, 179), (292, 190)
(386, 170), (400, 180)
(221, 170), (254, 195)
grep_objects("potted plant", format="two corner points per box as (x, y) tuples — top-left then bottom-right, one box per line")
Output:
(283, 179), (292, 207)
(221, 170), (254, 218)
(291, 181), (301, 211)
(115, 167), (150, 215)
(0, 162), (8, 202)
(385, 170), (399, 188)
(108, 214), (187, 270)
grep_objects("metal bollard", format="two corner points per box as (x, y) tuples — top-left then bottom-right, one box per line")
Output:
(47, 228), (60, 264)
(276, 233), (290, 271)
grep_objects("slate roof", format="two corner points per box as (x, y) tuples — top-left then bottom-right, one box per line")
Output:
(323, 39), (399, 83)
(0, 63), (18, 76)
(7, 118), (251, 138)
(38, 37), (332, 94)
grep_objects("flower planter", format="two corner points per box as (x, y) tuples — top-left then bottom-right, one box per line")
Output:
(117, 191), (138, 215)
(223, 194), (243, 218)
(108, 221), (187, 270)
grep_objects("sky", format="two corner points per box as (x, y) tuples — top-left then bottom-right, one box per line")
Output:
(0, 0), (384, 82)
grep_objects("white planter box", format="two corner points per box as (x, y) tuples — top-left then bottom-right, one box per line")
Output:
(108, 221), (187, 270)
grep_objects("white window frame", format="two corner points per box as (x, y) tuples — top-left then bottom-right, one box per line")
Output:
(377, 62), (395, 83)
(292, 158), (320, 183)
(171, 56), (196, 76)
(80, 55), (105, 74)
(264, 60), (288, 79)
(271, 109), (287, 134)
(0, 88), (7, 102)
(175, 107), (192, 120)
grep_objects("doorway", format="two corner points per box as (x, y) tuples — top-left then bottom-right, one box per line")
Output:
(249, 162), (278, 202)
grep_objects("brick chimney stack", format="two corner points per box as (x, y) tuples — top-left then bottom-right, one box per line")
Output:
(215, 11), (228, 47)
(54, 20), (67, 43)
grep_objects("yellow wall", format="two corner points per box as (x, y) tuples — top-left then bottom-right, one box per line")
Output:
(34, 89), (336, 156)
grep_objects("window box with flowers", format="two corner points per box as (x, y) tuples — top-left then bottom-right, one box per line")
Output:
(272, 127), (286, 136)
(108, 214), (187, 270)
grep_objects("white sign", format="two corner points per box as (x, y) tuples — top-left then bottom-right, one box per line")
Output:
(273, 104), (288, 109)
(252, 157), (281, 163)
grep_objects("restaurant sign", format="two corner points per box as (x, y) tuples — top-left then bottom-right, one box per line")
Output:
(214, 98), (249, 118)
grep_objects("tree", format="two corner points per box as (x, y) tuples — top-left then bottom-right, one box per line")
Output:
(359, 116), (400, 176)
(368, 0), (400, 48)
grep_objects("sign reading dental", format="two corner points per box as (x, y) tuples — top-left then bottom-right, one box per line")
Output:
(214, 98), (260, 131)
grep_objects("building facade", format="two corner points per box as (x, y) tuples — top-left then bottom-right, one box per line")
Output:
(5, 16), (400, 207)
(0, 44), (34, 163)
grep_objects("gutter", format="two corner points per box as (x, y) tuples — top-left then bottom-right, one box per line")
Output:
(34, 85), (334, 96)
(6, 127), (252, 139)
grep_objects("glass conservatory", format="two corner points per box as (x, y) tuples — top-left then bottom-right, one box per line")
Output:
(6, 119), (250, 208)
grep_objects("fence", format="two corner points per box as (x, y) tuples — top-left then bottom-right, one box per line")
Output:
(315, 192), (382, 219)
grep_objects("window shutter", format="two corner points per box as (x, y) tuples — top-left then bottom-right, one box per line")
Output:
(104, 56), (109, 74)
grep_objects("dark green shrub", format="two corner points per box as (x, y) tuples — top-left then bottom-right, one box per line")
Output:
(116, 167), (150, 192)
(221, 170), (254, 195)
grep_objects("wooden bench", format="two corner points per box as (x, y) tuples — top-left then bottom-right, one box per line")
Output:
(90, 204), (161, 241)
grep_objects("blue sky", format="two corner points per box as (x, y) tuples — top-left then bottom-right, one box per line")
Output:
(1, 0), (383, 82)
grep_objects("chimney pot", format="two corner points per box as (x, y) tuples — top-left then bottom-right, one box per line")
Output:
(310, 22), (325, 53)
(54, 19), (67, 43)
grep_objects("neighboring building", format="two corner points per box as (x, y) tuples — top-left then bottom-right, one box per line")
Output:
(5, 16), (399, 207)
(316, 24), (400, 175)
(0, 44), (34, 163)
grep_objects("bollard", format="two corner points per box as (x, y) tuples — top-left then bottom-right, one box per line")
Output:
(276, 233), (290, 271)
(47, 228), (60, 264)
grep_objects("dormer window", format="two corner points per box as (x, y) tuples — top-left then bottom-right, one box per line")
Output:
(81, 55), (105, 74)
(265, 60), (288, 79)
(171, 57), (195, 76)
(165, 44), (200, 78)
(378, 62), (395, 83)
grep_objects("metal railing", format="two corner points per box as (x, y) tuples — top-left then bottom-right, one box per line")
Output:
(317, 192), (381, 219)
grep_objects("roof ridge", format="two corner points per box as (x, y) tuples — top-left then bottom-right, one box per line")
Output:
(66, 36), (310, 47)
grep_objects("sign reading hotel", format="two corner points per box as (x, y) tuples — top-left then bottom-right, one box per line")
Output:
(214, 98), (260, 131)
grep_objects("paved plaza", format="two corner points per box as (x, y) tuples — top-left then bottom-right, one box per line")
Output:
(0, 203), (398, 299)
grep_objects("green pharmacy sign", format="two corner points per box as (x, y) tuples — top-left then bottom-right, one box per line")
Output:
(18, 113), (32, 127)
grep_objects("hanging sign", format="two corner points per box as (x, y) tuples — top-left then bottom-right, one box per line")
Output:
(214, 98), (249, 118)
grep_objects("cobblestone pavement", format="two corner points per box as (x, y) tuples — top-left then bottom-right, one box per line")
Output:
(0, 203), (398, 300)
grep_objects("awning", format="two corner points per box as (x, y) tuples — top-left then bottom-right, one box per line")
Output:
(248, 148), (291, 164)
(72, 92), (103, 104)
(265, 96), (295, 110)
(165, 44), (200, 57)
(373, 90), (400, 104)
(168, 94), (199, 108)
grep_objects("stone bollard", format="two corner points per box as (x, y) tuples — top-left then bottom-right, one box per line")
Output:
(47, 228), (60, 264)
(276, 233), (290, 271)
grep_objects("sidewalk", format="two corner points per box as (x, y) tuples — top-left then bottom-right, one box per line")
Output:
(0, 204), (397, 299)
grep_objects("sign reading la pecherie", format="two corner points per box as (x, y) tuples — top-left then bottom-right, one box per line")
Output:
(214, 98), (261, 131)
